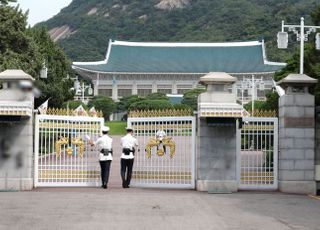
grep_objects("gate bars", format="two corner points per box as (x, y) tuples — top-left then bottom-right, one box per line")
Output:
(128, 116), (196, 189)
(34, 115), (104, 187)
(238, 117), (278, 190)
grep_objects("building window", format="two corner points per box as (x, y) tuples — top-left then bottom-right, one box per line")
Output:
(177, 88), (190, 94)
(157, 88), (172, 94)
(157, 85), (172, 94)
(98, 89), (112, 97)
(137, 89), (152, 97)
(118, 89), (132, 98)
(177, 85), (192, 95)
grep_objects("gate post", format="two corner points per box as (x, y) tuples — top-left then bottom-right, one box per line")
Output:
(197, 72), (245, 193)
(0, 70), (35, 191)
(278, 74), (317, 195)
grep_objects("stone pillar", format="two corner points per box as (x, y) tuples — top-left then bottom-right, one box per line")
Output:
(197, 72), (245, 193)
(278, 74), (317, 195)
(315, 107), (320, 194)
(0, 70), (35, 191)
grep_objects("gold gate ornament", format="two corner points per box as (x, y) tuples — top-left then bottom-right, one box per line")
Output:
(55, 137), (85, 158)
(145, 130), (175, 158)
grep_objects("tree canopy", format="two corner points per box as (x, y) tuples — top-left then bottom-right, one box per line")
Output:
(88, 96), (116, 120)
(0, 4), (74, 108)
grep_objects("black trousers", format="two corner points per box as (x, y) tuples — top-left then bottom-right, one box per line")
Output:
(120, 158), (134, 186)
(99, 160), (111, 185)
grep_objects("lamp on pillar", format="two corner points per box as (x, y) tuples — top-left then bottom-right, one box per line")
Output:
(277, 73), (317, 94)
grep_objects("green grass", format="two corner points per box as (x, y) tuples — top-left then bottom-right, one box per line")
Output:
(105, 121), (127, 136)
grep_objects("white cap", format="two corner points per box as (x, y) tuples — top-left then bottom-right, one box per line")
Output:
(102, 126), (110, 132)
(126, 126), (133, 131)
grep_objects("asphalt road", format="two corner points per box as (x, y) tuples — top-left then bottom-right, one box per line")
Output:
(0, 189), (319, 230)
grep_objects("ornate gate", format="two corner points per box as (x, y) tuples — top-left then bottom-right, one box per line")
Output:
(128, 113), (196, 189)
(34, 114), (104, 187)
(238, 116), (278, 190)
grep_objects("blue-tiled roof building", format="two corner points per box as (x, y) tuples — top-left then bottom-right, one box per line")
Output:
(73, 40), (286, 102)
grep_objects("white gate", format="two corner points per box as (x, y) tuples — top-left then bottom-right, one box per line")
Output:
(128, 116), (196, 189)
(34, 114), (104, 187)
(238, 117), (278, 190)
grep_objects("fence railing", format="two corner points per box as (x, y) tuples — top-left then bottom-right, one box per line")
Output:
(249, 110), (277, 117)
(46, 108), (103, 117)
(129, 109), (193, 118)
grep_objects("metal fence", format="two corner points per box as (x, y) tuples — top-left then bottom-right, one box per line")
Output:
(238, 117), (278, 190)
(127, 116), (196, 189)
(34, 115), (104, 187)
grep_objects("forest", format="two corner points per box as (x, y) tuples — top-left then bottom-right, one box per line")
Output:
(40, 0), (319, 62)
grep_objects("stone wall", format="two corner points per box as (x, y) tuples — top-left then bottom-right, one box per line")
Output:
(0, 118), (33, 191)
(278, 94), (316, 194)
(315, 107), (320, 194)
(197, 119), (238, 192)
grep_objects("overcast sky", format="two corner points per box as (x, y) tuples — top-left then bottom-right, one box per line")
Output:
(13, 0), (72, 26)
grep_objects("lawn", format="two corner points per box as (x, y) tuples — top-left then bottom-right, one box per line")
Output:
(105, 121), (127, 135)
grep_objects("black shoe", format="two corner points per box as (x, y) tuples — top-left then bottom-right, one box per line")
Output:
(103, 185), (107, 189)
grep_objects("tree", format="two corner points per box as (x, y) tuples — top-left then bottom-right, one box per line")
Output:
(116, 95), (145, 112)
(30, 27), (74, 108)
(62, 100), (87, 110)
(181, 88), (206, 111)
(0, 5), (41, 77)
(244, 90), (279, 112)
(129, 99), (173, 111)
(145, 92), (169, 100)
(88, 96), (116, 120)
(0, 0), (16, 5)
(0, 4), (74, 108)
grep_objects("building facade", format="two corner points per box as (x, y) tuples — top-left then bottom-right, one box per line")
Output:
(73, 40), (286, 102)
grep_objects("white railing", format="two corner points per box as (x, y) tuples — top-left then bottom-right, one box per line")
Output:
(199, 102), (249, 118)
(34, 114), (104, 187)
(237, 117), (278, 190)
(127, 116), (196, 189)
(0, 101), (33, 117)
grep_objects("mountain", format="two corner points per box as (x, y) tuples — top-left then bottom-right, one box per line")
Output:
(40, 0), (320, 62)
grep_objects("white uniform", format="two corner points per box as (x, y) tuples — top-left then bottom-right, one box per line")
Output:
(120, 134), (138, 159)
(94, 135), (113, 161)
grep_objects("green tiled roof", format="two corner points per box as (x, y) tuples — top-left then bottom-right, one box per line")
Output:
(73, 40), (286, 74)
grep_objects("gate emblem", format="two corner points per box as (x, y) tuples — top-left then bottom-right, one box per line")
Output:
(55, 137), (85, 158)
(145, 130), (175, 158)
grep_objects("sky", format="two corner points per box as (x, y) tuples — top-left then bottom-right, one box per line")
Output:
(13, 0), (72, 26)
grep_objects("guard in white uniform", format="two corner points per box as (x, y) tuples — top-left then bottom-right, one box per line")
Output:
(89, 126), (113, 189)
(120, 126), (138, 188)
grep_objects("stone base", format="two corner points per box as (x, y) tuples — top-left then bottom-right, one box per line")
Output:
(279, 181), (316, 195)
(0, 178), (33, 191)
(196, 180), (238, 193)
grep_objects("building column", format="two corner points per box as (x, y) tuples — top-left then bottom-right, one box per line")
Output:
(93, 80), (99, 96)
(152, 81), (157, 93)
(132, 81), (138, 95)
(172, 81), (178, 94)
(112, 83), (118, 101)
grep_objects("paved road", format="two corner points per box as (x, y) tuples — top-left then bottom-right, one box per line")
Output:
(0, 189), (319, 230)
